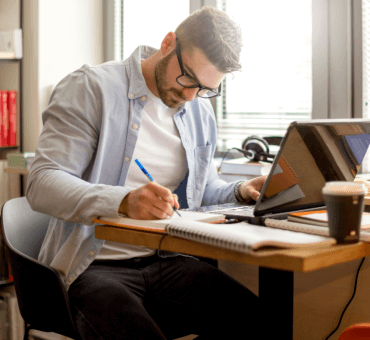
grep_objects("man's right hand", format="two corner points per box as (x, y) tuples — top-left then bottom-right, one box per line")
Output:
(118, 182), (179, 220)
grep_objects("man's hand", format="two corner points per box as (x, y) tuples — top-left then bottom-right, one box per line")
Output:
(238, 175), (268, 202)
(118, 182), (180, 220)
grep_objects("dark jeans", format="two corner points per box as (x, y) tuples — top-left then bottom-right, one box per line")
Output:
(68, 253), (260, 339)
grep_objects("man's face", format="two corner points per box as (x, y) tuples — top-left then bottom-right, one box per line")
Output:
(154, 46), (224, 108)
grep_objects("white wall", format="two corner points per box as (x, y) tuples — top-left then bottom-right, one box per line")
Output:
(23, 0), (104, 152)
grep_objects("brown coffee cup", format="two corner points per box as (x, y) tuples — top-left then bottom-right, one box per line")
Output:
(322, 181), (367, 244)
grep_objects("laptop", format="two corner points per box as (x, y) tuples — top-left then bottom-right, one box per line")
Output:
(193, 119), (370, 225)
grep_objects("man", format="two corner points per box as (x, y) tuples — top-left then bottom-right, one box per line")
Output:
(27, 6), (265, 340)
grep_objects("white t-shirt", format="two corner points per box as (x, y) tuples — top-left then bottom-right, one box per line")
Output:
(96, 88), (187, 260)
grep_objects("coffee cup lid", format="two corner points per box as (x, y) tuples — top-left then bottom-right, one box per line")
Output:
(322, 181), (367, 196)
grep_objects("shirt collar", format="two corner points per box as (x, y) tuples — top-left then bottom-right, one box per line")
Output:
(127, 45), (157, 99)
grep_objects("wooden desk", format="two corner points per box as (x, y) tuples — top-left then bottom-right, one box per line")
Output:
(95, 225), (370, 339)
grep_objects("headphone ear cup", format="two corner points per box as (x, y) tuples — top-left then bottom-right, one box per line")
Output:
(241, 135), (261, 151)
(241, 136), (270, 161)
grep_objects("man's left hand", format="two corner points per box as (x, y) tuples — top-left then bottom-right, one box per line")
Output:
(238, 176), (268, 202)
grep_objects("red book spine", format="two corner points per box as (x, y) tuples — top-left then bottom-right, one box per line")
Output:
(0, 91), (8, 147)
(8, 90), (16, 146)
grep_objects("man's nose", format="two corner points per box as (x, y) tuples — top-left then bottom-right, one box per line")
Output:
(182, 88), (198, 102)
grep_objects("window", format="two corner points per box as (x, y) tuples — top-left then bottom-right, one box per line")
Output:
(115, 0), (189, 61)
(361, 0), (370, 173)
(216, 0), (312, 152)
(109, 0), (367, 170)
(364, 0), (370, 122)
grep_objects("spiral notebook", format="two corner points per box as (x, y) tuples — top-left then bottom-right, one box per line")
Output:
(165, 220), (336, 255)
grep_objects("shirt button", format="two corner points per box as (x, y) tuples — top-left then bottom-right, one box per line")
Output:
(89, 251), (94, 257)
(132, 124), (138, 130)
(129, 93), (134, 98)
(69, 278), (73, 282)
(141, 95), (147, 101)
(125, 156), (130, 162)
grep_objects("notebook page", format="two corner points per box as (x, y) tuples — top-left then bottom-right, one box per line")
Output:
(95, 210), (225, 229)
(166, 220), (334, 252)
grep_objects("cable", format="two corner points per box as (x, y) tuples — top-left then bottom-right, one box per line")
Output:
(217, 147), (247, 173)
(325, 257), (365, 340)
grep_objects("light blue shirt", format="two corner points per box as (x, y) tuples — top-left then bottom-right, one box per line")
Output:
(26, 45), (239, 289)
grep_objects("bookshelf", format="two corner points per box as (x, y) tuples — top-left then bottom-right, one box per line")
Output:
(0, 4), (25, 339)
(0, 0), (23, 287)
(0, 0), (24, 151)
(5, 167), (29, 175)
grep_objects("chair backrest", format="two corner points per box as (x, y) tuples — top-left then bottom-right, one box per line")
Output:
(2, 196), (50, 260)
(1, 197), (80, 339)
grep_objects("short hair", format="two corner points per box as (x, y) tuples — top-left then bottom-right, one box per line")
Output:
(175, 6), (242, 73)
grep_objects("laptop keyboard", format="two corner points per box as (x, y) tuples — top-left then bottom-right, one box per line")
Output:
(205, 205), (254, 217)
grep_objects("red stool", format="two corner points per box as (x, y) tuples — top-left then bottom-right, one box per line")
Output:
(339, 323), (370, 339)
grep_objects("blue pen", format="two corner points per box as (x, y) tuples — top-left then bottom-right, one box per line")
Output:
(135, 159), (182, 217)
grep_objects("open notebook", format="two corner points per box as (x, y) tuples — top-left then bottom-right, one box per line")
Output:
(95, 213), (336, 255)
(165, 220), (336, 256)
(94, 211), (226, 234)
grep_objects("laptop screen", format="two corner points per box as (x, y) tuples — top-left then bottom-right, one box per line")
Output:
(254, 120), (370, 216)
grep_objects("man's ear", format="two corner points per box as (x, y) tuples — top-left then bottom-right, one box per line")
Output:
(160, 32), (176, 56)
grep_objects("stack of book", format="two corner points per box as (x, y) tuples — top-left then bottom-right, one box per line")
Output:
(219, 157), (272, 177)
(7, 152), (35, 170)
(264, 209), (370, 242)
(0, 91), (17, 147)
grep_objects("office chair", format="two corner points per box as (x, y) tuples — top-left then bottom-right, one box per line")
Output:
(338, 323), (370, 339)
(0, 197), (81, 340)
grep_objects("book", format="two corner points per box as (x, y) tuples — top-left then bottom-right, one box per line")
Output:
(7, 91), (16, 146)
(165, 220), (336, 255)
(94, 210), (226, 234)
(7, 152), (35, 170)
(264, 218), (370, 242)
(0, 91), (8, 146)
(218, 173), (257, 183)
(287, 210), (370, 228)
(220, 158), (272, 176)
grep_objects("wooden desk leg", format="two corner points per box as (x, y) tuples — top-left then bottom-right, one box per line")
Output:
(259, 267), (294, 339)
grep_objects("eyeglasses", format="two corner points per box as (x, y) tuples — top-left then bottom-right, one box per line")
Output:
(175, 39), (222, 99)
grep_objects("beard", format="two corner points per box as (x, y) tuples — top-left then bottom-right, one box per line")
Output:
(155, 53), (186, 108)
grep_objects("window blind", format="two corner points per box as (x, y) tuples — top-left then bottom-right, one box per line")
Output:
(216, 0), (312, 152)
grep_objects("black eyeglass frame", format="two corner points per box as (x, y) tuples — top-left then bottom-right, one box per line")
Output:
(175, 39), (222, 98)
